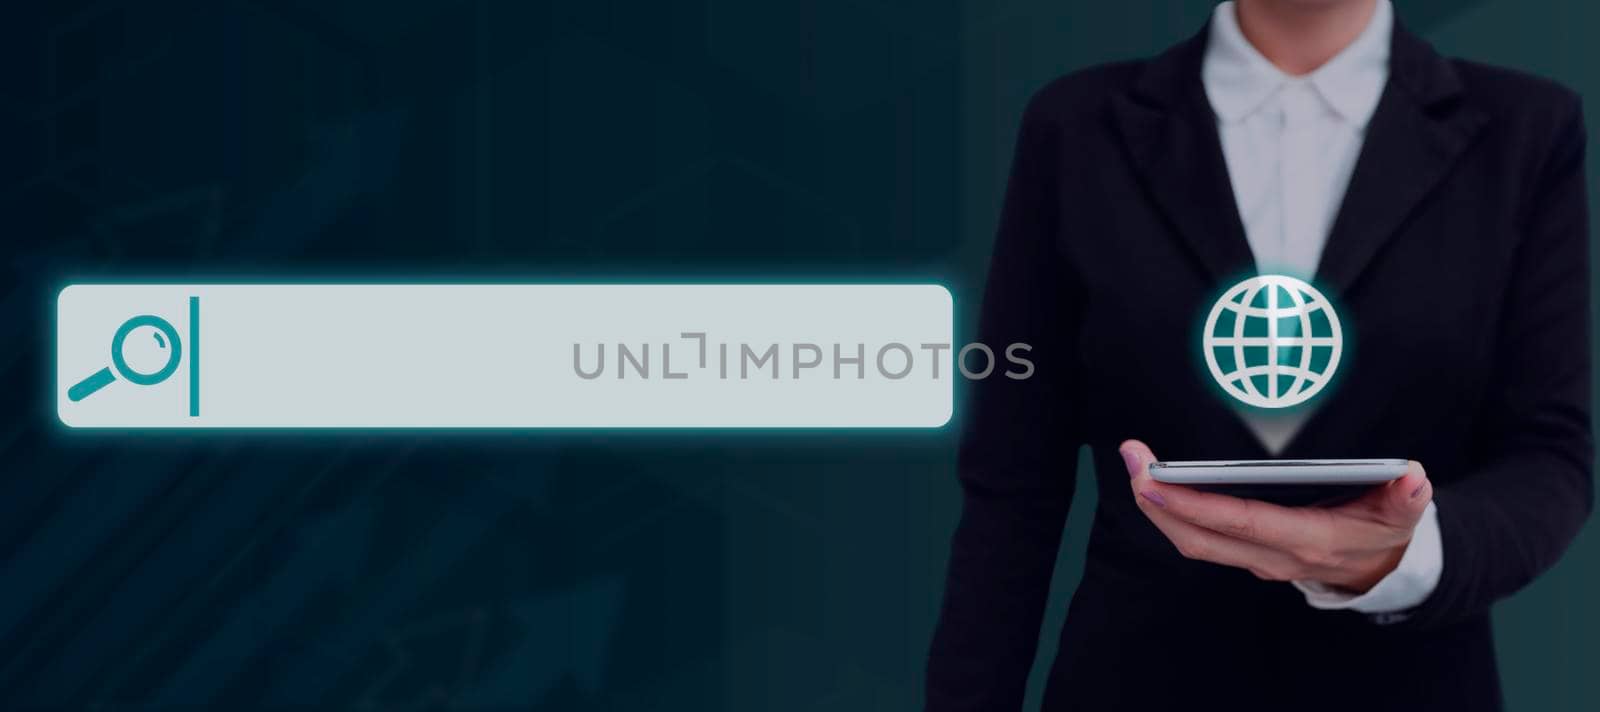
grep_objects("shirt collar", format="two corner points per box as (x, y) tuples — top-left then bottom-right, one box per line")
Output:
(1201, 0), (1392, 127)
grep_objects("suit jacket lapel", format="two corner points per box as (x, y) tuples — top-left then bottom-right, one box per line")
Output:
(1313, 24), (1490, 294)
(1112, 28), (1258, 286)
(1111, 27), (1269, 459)
(1284, 24), (1490, 457)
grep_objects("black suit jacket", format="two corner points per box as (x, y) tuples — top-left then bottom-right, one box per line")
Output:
(927, 18), (1592, 712)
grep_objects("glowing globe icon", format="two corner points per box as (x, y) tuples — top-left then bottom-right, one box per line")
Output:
(1203, 274), (1342, 409)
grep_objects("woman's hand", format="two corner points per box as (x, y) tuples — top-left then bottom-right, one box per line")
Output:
(1119, 439), (1433, 593)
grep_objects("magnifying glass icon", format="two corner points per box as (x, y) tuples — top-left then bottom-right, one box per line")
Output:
(67, 314), (183, 402)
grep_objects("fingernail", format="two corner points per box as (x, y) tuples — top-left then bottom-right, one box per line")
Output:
(1410, 483), (1426, 499)
(1141, 490), (1166, 507)
(1121, 448), (1141, 479)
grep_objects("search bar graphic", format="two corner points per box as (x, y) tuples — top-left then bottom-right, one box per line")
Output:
(56, 284), (954, 428)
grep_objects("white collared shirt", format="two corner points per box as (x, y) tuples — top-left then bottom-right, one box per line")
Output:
(1201, 0), (1441, 618)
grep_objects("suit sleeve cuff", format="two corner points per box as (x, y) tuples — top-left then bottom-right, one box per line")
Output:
(1292, 501), (1442, 618)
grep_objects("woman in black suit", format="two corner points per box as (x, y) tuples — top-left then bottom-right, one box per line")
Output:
(926, 1), (1592, 710)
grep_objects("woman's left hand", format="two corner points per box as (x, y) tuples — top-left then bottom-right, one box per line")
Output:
(1119, 439), (1433, 593)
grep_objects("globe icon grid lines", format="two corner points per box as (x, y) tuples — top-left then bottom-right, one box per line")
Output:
(1202, 275), (1343, 409)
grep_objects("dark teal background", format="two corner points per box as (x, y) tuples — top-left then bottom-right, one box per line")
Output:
(3, 1), (1596, 709)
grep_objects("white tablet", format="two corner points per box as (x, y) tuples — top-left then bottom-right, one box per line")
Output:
(1148, 459), (1409, 485)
